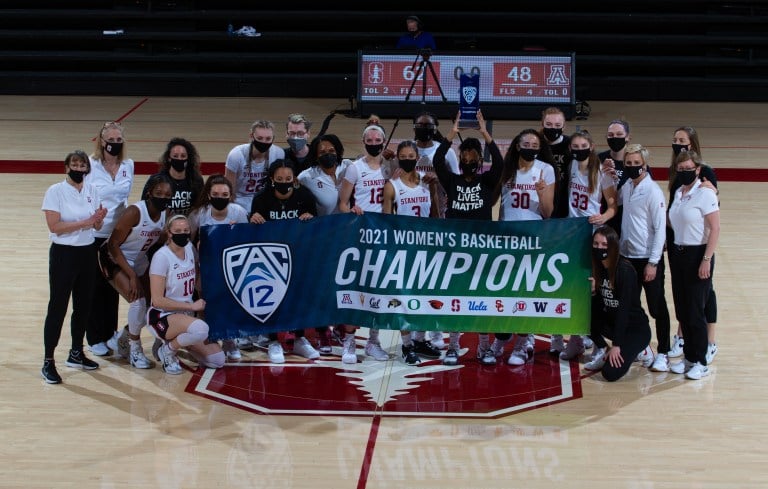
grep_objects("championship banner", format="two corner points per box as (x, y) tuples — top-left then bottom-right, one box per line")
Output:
(199, 214), (592, 340)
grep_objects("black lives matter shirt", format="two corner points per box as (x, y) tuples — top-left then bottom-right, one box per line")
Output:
(595, 259), (648, 347)
(548, 135), (571, 218)
(432, 139), (503, 221)
(250, 185), (318, 221)
(142, 171), (204, 217)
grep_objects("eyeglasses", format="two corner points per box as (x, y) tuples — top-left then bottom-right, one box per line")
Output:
(287, 131), (307, 138)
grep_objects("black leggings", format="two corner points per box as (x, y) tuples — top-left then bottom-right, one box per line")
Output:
(87, 237), (120, 345)
(590, 297), (652, 382)
(626, 256), (671, 353)
(43, 243), (97, 358)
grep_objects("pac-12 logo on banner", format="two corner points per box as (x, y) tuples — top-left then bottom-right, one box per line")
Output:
(222, 243), (292, 323)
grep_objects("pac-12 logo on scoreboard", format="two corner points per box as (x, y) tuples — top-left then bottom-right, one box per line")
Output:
(222, 243), (292, 323)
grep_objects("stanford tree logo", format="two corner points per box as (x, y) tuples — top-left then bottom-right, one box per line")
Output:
(222, 243), (291, 323)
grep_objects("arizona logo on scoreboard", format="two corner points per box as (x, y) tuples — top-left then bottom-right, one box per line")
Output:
(222, 243), (292, 323)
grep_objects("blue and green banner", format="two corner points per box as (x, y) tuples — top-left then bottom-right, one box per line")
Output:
(199, 213), (592, 340)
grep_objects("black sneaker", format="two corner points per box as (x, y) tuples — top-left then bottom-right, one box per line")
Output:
(412, 339), (441, 359)
(443, 348), (459, 366)
(65, 349), (99, 370)
(41, 359), (62, 384)
(402, 345), (421, 365)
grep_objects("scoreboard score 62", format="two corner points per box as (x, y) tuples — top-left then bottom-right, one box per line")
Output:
(359, 51), (575, 106)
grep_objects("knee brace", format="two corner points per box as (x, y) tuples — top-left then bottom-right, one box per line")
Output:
(175, 319), (209, 347)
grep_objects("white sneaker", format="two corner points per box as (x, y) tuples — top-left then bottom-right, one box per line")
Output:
(668, 335), (684, 358)
(636, 345), (654, 368)
(106, 330), (121, 356)
(158, 344), (183, 375)
(706, 343), (718, 364)
(650, 353), (669, 372)
(222, 339), (242, 361)
(89, 342), (108, 356)
(479, 347), (497, 365)
(342, 335), (357, 364)
(670, 359), (694, 374)
(560, 335), (585, 360)
(129, 344), (155, 369)
(429, 331), (446, 350)
(583, 336), (594, 349)
(549, 335), (565, 354)
(268, 341), (285, 364)
(293, 337), (320, 359)
(507, 335), (529, 366)
(685, 362), (710, 380)
(365, 341), (389, 361)
(525, 334), (535, 354)
(584, 347), (607, 370)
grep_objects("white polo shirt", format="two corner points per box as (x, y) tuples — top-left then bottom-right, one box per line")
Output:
(42, 180), (101, 246)
(619, 174), (666, 264)
(297, 159), (352, 216)
(86, 157), (134, 238)
(668, 180), (719, 245)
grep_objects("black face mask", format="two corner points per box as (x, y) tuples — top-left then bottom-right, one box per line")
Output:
(571, 149), (591, 162)
(624, 165), (644, 180)
(398, 158), (418, 173)
(273, 181), (293, 195)
(171, 233), (190, 247)
(592, 247), (609, 262)
(607, 137), (626, 152)
(150, 196), (171, 212)
(414, 127), (434, 142)
(519, 148), (538, 162)
(543, 127), (563, 142)
(672, 144), (689, 156)
(675, 169), (698, 187)
(318, 154), (338, 169)
(169, 158), (187, 172)
(365, 143), (384, 157)
(68, 170), (86, 183)
(104, 141), (123, 156)
(210, 197), (229, 211)
(460, 161), (479, 176)
(252, 140), (272, 154)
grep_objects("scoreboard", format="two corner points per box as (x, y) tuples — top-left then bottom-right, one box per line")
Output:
(357, 51), (576, 120)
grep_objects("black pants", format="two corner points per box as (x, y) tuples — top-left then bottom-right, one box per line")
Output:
(669, 244), (712, 365)
(43, 243), (98, 358)
(626, 256), (671, 354)
(86, 237), (120, 345)
(590, 296), (652, 382)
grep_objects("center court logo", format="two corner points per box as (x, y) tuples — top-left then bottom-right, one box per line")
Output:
(222, 243), (291, 323)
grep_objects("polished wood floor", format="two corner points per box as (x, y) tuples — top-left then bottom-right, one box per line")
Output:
(1, 96), (768, 488)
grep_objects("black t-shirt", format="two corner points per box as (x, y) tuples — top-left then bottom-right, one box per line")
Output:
(433, 139), (503, 221)
(142, 170), (204, 216)
(548, 135), (571, 218)
(250, 185), (318, 221)
(595, 259), (649, 347)
(284, 147), (310, 175)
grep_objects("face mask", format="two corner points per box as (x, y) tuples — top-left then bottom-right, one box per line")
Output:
(607, 137), (626, 152)
(543, 127), (562, 142)
(414, 127), (434, 142)
(675, 169), (698, 186)
(571, 148), (591, 162)
(169, 158), (187, 172)
(460, 161), (479, 176)
(672, 143), (689, 156)
(318, 153), (338, 169)
(287, 137), (307, 153)
(519, 148), (538, 162)
(252, 140), (272, 154)
(365, 143), (384, 157)
(104, 141), (123, 156)
(592, 247), (609, 262)
(398, 158), (418, 173)
(624, 165), (644, 180)
(171, 233), (190, 247)
(150, 196), (171, 211)
(210, 197), (229, 211)
(68, 170), (86, 183)
(273, 181), (293, 195)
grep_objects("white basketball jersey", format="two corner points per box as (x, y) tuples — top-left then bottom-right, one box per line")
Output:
(345, 157), (389, 213)
(149, 243), (196, 308)
(226, 143), (285, 210)
(567, 160), (615, 219)
(391, 175), (431, 218)
(499, 160), (556, 221)
(120, 200), (165, 267)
